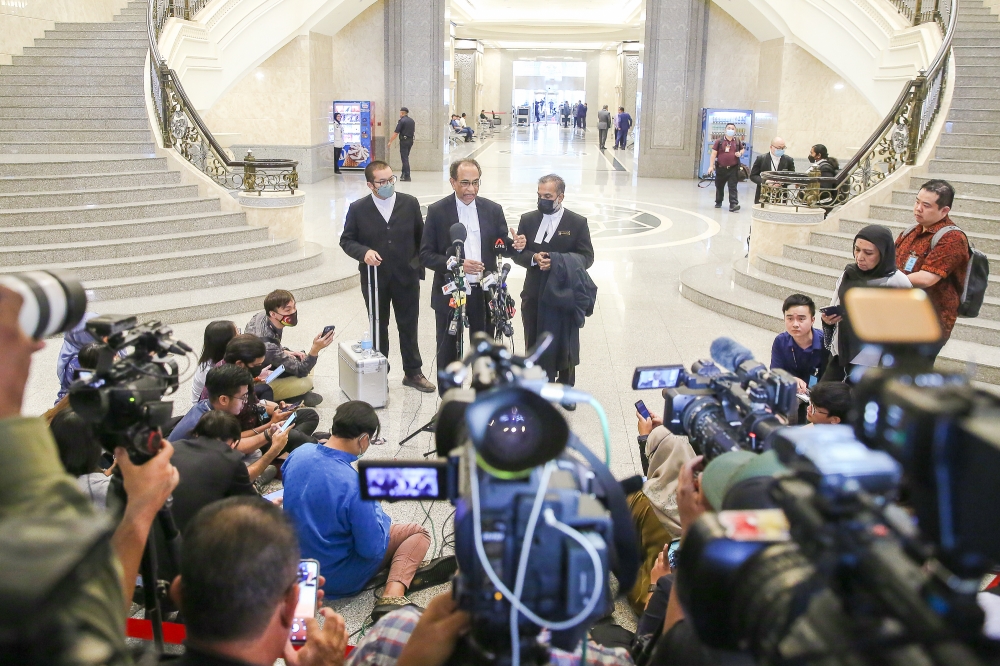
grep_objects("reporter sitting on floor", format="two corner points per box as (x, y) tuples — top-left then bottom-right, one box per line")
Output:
(244, 289), (335, 406)
(282, 401), (453, 619)
(168, 496), (348, 666)
(191, 320), (238, 403)
(635, 407), (698, 537)
(50, 409), (113, 510)
(805, 381), (852, 425)
(0, 284), (178, 666)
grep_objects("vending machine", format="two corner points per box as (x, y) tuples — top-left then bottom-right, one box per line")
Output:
(331, 101), (373, 170)
(699, 108), (754, 177)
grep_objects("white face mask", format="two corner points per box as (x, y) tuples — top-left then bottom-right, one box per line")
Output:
(726, 128), (736, 138)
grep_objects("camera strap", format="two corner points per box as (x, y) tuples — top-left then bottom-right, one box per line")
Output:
(567, 436), (641, 594)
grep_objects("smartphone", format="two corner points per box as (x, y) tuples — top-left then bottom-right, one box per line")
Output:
(277, 411), (297, 434)
(635, 399), (651, 420)
(263, 488), (284, 503)
(265, 364), (285, 385)
(321, 325), (336, 337)
(819, 305), (845, 317)
(666, 538), (682, 570)
(632, 365), (684, 390)
(290, 559), (320, 645)
(358, 459), (456, 501)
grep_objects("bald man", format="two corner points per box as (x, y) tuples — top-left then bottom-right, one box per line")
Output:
(750, 137), (795, 204)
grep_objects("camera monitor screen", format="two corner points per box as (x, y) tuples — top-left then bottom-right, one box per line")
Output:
(633, 365), (683, 390)
(359, 463), (447, 500)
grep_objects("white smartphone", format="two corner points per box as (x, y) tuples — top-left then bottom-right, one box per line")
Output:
(290, 559), (320, 645)
(277, 411), (297, 434)
(265, 364), (285, 385)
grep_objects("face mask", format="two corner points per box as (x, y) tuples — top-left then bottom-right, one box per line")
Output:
(773, 149), (784, 157)
(808, 155), (816, 163)
(376, 182), (395, 199)
(247, 364), (265, 378)
(276, 311), (298, 327)
(726, 129), (736, 138)
(537, 198), (557, 215)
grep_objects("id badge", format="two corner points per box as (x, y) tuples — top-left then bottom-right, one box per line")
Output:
(725, 145), (730, 153)
(904, 254), (918, 272)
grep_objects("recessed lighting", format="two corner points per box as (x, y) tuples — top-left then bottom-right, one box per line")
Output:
(255, 71), (265, 80)
(833, 82), (844, 90)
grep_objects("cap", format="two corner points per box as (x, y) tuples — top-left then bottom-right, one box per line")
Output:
(701, 450), (786, 511)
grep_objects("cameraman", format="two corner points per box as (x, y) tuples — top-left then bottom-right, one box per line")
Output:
(0, 285), (178, 662)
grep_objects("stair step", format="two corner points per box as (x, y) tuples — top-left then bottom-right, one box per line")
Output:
(943, 120), (1000, 135)
(947, 108), (1000, 121)
(0, 129), (151, 143)
(0, 85), (142, 96)
(952, 96), (1000, 111)
(953, 85), (1000, 98)
(0, 106), (148, 119)
(0, 95), (145, 108)
(937, 145), (1000, 160)
(840, 211), (1000, 253)
(0, 211), (245, 247)
(0, 183), (198, 210)
(867, 202), (1000, 236)
(952, 37), (1000, 45)
(949, 76), (1000, 87)
(890, 188), (1000, 223)
(54, 22), (148, 31)
(95, 261), (359, 325)
(939, 132), (1000, 148)
(0, 237), (300, 281)
(45, 30), (147, 40)
(0, 74), (143, 85)
(12, 55), (142, 67)
(0, 169), (179, 193)
(20, 47), (147, 58)
(0, 66), (144, 77)
(680, 261), (1000, 384)
(33, 38), (148, 49)
(0, 222), (264, 265)
(0, 117), (151, 130)
(931, 158), (1000, 177)
(0, 197), (222, 227)
(0, 157), (165, 177)
(954, 46), (1000, 57)
(85, 244), (328, 301)
(908, 172), (1000, 200)
(0, 141), (156, 155)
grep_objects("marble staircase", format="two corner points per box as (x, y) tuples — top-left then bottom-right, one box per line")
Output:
(681, 0), (1000, 384)
(0, 1), (356, 324)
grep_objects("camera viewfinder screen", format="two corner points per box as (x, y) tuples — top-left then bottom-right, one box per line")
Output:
(364, 466), (441, 499)
(634, 366), (682, 390)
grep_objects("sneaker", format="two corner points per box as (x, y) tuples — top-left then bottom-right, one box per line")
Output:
(714, 203), (723, 209)
(408, 556), (458, 593)
(730, 204), (741, 212)
(371, 596), (421, 624)
(254, 465), (277, 492)
(403, 373), (436, 393)
(301, 391), (323, 408)
(400, 176), (412, 182)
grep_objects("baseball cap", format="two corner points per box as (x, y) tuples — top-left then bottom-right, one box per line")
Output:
(701, 450), (787, 511)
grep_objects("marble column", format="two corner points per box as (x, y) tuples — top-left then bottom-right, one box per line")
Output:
(637, 0), (711, 179)
(384, 0), (447, 171)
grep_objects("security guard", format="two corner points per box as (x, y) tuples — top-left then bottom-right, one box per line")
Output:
(387, 107), (415, 182)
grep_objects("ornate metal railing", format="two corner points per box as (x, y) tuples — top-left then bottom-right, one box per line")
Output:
(760, 0), (955, 211)
(146, 0), (298, 194)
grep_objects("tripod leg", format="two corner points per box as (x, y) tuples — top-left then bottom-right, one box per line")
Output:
(140, 542), (165, 653)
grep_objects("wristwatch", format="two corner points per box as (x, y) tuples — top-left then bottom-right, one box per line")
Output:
(637, 434), (649, 447)
(647, 583), (657, 594)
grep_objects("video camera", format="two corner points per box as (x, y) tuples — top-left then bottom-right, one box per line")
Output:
(633, 337), (798, 460)
(69, 315), (192, 464)
(358, 333), (640, 665)
(675, 289), (1000, 666)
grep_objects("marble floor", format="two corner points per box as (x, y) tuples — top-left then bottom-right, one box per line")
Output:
(23, 123), (779, 643)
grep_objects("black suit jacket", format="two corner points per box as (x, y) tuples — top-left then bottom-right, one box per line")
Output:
(420, 194), (515, 311)
(340, 192), (425, 281)
(750, 153), (795, 203)
(513, 208), (594, 300)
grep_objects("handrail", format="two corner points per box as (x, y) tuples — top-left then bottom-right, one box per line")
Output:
(146, 0), (298, 194)
(759, 0), (956, 211)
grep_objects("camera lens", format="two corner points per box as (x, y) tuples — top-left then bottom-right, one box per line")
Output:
(484, 405), (541, 462)
(0, 270), (86, 339)
(465, 387), (568, 473)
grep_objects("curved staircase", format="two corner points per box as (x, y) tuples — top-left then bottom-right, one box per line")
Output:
(0, 0), (355, 324)
(681, 0), (1000, 384)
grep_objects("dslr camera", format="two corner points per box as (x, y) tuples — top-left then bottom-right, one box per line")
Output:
(676, 289), (1000, 666)
(634, 337), (798, 460)
(358, 334), (640, 665)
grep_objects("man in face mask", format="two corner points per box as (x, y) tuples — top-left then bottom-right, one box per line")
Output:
(707, 122), (744, 212)
(512, 174), (595, 408)
(750, 136), (795, 205)
(340, 160), (436, 393)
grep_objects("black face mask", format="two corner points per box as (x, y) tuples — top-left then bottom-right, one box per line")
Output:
(537, 198), (557, 215)
(808, 155), (816, 163)
(247, 364), (265, 378)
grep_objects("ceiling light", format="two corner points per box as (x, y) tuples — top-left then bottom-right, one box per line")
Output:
(834, 82), (844, 90)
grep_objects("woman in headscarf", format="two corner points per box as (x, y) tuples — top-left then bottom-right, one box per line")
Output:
(820, 224), (911, 382)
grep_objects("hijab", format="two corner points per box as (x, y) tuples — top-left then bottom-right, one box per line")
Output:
(835, 224), (898, 362)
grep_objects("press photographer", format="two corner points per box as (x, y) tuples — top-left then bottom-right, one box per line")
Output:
(0, 277), (179, 666)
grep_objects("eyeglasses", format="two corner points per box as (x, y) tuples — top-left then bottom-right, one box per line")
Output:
(233, 392), (250, 403)
(806, 403), (829, 417)
(373, 176), (397, 187)
(457, 179), (481, 188)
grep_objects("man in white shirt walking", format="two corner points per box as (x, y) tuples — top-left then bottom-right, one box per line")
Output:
(420, 159), (526, 395)
(513, 174), (595, 399)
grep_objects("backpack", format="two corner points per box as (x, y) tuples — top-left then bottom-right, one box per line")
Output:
(902, 224), (990, 318)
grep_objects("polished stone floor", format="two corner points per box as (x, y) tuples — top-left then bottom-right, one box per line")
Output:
(24, 123), (777, 641)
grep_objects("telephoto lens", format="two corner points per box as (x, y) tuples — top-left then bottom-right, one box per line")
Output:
(0, 270), (86, 339)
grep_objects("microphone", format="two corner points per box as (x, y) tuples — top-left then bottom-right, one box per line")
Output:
(449, 223), (467, 245)
(500, 262), (511, 282)
(709, 337), (759, 373)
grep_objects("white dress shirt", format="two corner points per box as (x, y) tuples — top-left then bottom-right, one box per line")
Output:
(371, 192), (396, 223)
(456, 195), (482, 284)
(534, 205), (565, 244)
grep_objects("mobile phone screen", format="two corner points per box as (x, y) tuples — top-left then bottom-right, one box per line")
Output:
(666, 539), (681, 570)
(322, 325), (336, 337)
(635, 400), (651, 420)
(632, 365), (683, 390)
(290, 559), (319, 645)
(278, 411), (297, 434)
(265, 364), (285, 385)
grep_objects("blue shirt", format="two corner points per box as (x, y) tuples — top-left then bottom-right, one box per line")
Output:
(168, 400), (211, 442)
(770, 329), (826, 384)
(282, 444), (391, 598)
